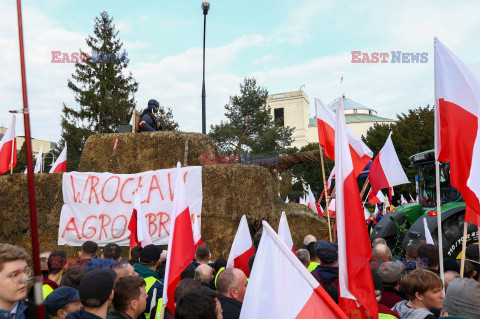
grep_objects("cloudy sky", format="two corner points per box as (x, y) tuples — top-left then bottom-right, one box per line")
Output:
(1, 0), (480, 143)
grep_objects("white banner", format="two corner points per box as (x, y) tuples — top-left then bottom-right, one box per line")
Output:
(58, 167), (202, 246)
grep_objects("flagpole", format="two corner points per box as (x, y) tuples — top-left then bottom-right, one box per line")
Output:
(319, 145), (332, 242)
(10, 116), (15, 174)
(16, 1), (45, 317)
(459, 221), (468, 277)
(435, 161), (445, 285)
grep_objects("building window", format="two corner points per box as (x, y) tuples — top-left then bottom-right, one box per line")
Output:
(353, 109), (358, 114)
(274, 108), (284, 126)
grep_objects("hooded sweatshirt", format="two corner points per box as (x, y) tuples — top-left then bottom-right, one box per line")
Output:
(392, 300), (435, 319)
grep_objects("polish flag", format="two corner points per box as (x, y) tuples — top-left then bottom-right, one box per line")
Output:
(368, 132), (409, 197)
(192, 213), (203, 249)
(423, 218), (435, 245)
(434, 38), (480, 223)
(364, 207), (370, 221)
(0, 116), (16, 175)
(227, 215), (255, 277)
(285, 196), (290, 203)
(128, 190), (152, 248)
(162, 163), (196, 313)
(315, 98), (373, 177)
(307, 185), (323, 217)
(49, 144), (67, 173)
(374, 204), (379, 216)
(335, 99), (378, 318)
(400, 194), (408, 205)
(409, 194), (415, 203)
(25, 144), (44, 174)
(327, 166), (335, 190)
(240, 221), (347, 319)
(278, 211), (295, 253)
(328, 198), (336, 216)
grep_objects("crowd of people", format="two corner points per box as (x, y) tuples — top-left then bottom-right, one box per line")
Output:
(1, 233), (480, 319)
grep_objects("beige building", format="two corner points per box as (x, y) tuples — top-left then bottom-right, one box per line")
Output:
(267, 90), (395, 150)
(0, 127), (56, 170)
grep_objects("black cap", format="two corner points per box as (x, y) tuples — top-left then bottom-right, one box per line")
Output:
(45, 286), (79, 315)
(140, 244), (162, 264)
(314, 240), (338, 264)
(79, 268), (116, 307)
(148, 99), (159, 107)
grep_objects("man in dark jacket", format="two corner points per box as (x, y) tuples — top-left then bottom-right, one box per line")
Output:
(216, 268), (247, 319)
(139, 99), (162, 132)
(311, 240), (339, 303)
(66, 268), (116, 319)
(107, 276), (147, 319)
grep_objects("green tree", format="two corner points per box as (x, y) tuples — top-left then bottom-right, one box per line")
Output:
(362, 105), (434, 201)
(156, 105), (179, 131)
(209, 77), (295, 156)
(12, 141), (26, 174)
(57, 11), (138, 170)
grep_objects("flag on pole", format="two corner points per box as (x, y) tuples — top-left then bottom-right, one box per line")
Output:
(192, 213), (203, 249)
(368, 190), (389, 207)
(307, 185), (323, 217)
(240, 221), (348, 319)
(49, 144), (67, 173)
(335, 98), (378, 318)
(423, 218), (435, 245)
(374, 204), (379, 216)
(128, 190), (152, 248)
(285, 196), (290, 203)
(162, 163), (196, 313)
(409, 193), (415, 203)
(327, 166), (335, 190)
(434, 38), (480, 224)
(315, 98), (373, 177)
(400, 194), (408, 205)
(25, 144), (44, 174)
(416, 195), (419, 203)
(328, 198), (336, 217)
(278, 211), (295, 253)
(368, 132), (409, 197)
(0, 116), (17, 175)
(227, 215), (255, 277)
(364, 207), (370, 221)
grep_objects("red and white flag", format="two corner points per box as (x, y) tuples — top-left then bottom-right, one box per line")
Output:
(49, 144), (67, 173)
(307, 185), (323, 217)
(400, 194), (408, 206)
(162, 163), (196, 313)
(227, 215), (255, 277)
(192, 213), (203, 249)
(128, 190), (152, 248)
(278, 211), (295, 253)
(328, 198), (336, 217)
(0, 116), (16, 175)
(368, 190), (388, 206)
(240, 221), (347, 319)
(434, 38), (480, 224)
(315, 98), (373, 177)
(335, 99), (378, 318)
(409, 194), (415, 203)
(368, 132), (409, 197)
(285, 196), (290, 203)
(25, 144), (44, 174)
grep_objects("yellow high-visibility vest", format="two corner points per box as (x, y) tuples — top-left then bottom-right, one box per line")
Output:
(42, 284), (54, 299)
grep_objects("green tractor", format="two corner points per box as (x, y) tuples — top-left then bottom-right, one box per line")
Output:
(370, 150), (478, 258)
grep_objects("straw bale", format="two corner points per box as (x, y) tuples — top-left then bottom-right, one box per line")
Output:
(79, 131), (218, 173)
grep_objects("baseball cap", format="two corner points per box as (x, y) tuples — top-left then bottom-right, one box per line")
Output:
(140, 245), (163, 264)
(45, 287), (79, 315)
(79, 268), (116, 307)
(314, 240), (338, 264)
(377, 261), (402, 284)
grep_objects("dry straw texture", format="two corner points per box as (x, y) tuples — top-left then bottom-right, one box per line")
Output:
(1, 132), (328, 258)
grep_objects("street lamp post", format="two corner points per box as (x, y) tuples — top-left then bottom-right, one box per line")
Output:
(201, 0), (210, 134)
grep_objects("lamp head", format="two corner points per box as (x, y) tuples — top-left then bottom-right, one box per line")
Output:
(201, 0), (210, 15)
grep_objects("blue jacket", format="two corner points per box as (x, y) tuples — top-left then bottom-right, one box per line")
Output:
(0, 300), (36, 319)
(140, 109), (160, 132)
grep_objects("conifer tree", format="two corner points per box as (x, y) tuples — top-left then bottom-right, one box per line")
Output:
(58, 11), (138, 170)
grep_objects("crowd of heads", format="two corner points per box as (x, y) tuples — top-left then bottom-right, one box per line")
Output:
(2, 230), (480, 319)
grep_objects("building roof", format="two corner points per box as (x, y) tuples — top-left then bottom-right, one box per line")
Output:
(327, 97), (375, 112)
(309, 113), (395, 126)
